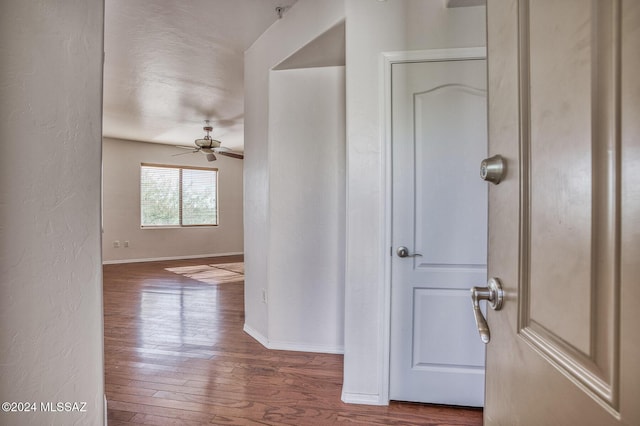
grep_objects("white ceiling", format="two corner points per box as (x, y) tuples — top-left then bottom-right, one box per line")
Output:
(103, 0), (298, 151)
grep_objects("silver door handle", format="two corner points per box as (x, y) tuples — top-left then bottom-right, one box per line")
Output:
(470, 277), (504, 343)
(396, 246), (422, 258)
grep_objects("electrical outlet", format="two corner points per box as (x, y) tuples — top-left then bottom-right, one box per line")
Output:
(113, 241), (120, 248)
(124, 241), (129, 248)
(261, 289), (268, 304)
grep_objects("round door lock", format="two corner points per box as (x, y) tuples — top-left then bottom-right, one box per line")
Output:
(480, 155), (506, 185)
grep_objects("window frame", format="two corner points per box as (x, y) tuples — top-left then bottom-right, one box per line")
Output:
(140, 162), (219, 229)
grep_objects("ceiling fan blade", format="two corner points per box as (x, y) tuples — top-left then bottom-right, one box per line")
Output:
(213, 147), (244, 159)
(175, 145), (196, 150)
(206, 153), (217, 162)
(172, 150), (197, 157)
(217, 151), (244, 160)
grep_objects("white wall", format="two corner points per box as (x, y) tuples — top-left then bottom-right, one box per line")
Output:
(243, 0), (346, 344)
(0, 1), (105, 424)
(102, 137), (244, 263)
(342, 0), (486, 404)
(267, 67), (346, 353)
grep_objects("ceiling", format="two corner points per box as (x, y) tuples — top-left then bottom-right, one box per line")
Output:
(103, 0), (298, 151)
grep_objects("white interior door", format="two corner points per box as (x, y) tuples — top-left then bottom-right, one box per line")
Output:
(484, 0), (639, 424)
(389, 56), (488, 406)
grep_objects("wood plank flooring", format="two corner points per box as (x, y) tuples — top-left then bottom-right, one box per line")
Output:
(103, 256), (483, 425)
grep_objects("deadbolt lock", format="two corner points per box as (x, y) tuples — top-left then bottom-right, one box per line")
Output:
(480, 155), (505, 185)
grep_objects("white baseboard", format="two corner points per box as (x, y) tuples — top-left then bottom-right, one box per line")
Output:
(243, 323), (344, 355)
(243, 323), (270, 348)
(268, 340), (344, 354)
(102, 252), (244, 265)
(341, 391), (388, 406)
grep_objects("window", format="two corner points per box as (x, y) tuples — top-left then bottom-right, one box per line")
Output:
(140, 163), (218, 227)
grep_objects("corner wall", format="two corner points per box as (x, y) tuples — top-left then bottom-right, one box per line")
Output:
(102, 137), (243, 263)
(0, 0), (105, 423)
(243, 0), (346, 346)
(267, 67), (346, 353)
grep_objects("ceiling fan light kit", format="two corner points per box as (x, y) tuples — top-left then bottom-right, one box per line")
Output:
(173, 120), (244, 162)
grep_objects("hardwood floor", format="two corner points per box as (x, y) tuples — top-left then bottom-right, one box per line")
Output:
(103, 256), (483, 425)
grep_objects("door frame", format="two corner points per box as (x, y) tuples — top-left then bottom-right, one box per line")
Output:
(380, 47), (487, 404)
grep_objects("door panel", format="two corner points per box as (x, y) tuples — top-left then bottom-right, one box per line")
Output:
(390, 58), (487, 406)
(413, 289), (485, 368)
(415, 84), (488, 267)
(485, 0), (639, 424)
(522, 0), (619, 395)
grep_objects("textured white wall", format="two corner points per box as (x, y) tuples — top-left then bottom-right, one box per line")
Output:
(102, 138), (244, 263)
(0, 0), (105, 424)
(342, 0), (486, 404)
(267, 67), (346, 353)
(243, 0), (345, 344)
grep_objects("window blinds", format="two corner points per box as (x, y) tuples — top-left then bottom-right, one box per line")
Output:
(140, 164), (218, 227)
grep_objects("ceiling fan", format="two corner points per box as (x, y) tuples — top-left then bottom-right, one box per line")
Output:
(174, 120), (244, 161)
